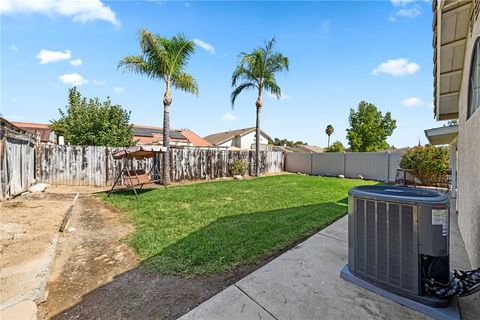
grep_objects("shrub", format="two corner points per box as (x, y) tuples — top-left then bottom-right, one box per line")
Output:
(400, 145), (449, 186)
(324, 141), (345, 153)
(230, 159), (249, 176)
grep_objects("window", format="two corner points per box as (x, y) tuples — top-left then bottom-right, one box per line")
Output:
(468, 38), (480, 119)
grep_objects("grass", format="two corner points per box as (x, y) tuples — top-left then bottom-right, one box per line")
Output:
(104, 174), (377, 275)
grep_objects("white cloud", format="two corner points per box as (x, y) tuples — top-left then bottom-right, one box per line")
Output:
(184, 2), (190, 7)
(267, 91), (290, 101)
(221, 112), (237, 121)
(372, 58), (420, 76)
(391, 0), (417, 6)
(92, 79), (106, 85)
(37, 49), (71, 64)
(58, 73), (87, 86)
(193, 39), (215, 54)
(396, 6), (421, 18)
(0, 0), (119, 26)
(402, 97), (424, 107)
(113, 86), (124, 93)
(70, 58), (82, 66)
(8, 44), (18, 51)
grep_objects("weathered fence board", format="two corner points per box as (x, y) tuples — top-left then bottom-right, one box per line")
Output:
(38, 144), (284, 187)
(0, 137), (36, 200)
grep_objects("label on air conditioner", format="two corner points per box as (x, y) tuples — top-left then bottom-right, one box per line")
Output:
(432, 209), (448, 236)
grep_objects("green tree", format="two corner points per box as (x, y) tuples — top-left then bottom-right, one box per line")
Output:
(51, 87), (134, 147)
(325, 124), (334, 147)
(324, 140), (345, 153)
(231, 38), (289, 176)
(119, 28), (198, 185)
(346, 101), (396, 152)
(400, 145), (449, 186)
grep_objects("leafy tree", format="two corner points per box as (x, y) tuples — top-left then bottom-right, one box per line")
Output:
(119, 29), (198, 185)
(346, 101), (396, 152)
(231, 38), (289, 176)
(51, 87), (134, 147)
(324, 140), (345, 153)
(325, 124), (334, 147)
(400, 145), (449, 187)
(270, 137), (306, 147)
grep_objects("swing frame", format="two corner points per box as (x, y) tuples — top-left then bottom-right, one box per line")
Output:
(107, 145), (166, 201)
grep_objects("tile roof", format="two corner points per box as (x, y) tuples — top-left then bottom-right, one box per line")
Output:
(11, 121), (54, 143)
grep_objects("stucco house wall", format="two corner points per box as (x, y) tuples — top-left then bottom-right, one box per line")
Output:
(456, 18), (480, 268)
(219, 131), (269, 149)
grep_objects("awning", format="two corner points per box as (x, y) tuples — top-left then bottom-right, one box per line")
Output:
(433, 0), (472, 120)
(112, 145), (167, 159)
(424, 125), (459, 145)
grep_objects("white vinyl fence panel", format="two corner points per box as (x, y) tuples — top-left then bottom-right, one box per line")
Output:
(285, 151), (404, 182)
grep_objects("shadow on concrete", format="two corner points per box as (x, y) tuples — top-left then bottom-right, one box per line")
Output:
(53, 201), (348, 320)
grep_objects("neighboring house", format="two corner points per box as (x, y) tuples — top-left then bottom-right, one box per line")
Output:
(11, 121), (61, 144)
(426, 0), (480, 267)
(133, 124), (212, 148)
(204, 127), (272, 150)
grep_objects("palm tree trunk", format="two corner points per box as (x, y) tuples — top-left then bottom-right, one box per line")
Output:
(328, 135), (331, 147)
(255, 105), (261, 176)
(163, 86), (172, 186)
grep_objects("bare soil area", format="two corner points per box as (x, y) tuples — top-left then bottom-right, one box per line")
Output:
(38, 194), (138, 319)
(38, 192), (259, 320)
(0, 192), (74, 308)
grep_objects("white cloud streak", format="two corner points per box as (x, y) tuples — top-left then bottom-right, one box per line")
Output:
(402, 97), (424, 107)
(37, 49), (71, 64)
(70, 58), (82, 66)
(92, 79), (106, 85)
(221, 112), (237, 121)
(8, 44), (18, 51)
(0, 0), (119, 26)
(267, 92), (290, 101)
(58, 73), (87, 86)
(372, 58), (420, 76)
(193, 39), (215, 54)
(113, 86), (124, 93)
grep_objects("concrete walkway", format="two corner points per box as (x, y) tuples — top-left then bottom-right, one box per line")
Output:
(180, 215), (431, 320)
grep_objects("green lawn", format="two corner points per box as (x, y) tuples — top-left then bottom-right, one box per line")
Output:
(104, 174), (376, 275)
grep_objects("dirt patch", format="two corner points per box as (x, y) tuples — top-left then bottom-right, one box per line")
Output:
(0, 192), (74, 308)
(38, 195), (138, 319)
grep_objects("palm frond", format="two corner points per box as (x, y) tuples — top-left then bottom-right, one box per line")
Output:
(231, 82), (257, 107)
(171, 72), (199, 95)
(118, 55), (155, 78)
(263, 76), (281, 99)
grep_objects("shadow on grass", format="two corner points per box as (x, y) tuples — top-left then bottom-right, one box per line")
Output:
(53, 200), (348, 319)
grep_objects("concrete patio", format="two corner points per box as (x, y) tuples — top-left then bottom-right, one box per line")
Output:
(179, 211), (479, 320)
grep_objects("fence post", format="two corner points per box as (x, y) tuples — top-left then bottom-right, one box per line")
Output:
(105, 147), (109, 186)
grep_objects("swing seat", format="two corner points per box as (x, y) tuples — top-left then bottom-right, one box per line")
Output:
(123, 169), (151, 187)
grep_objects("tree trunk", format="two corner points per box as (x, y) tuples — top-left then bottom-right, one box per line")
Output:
(255, 105), (261, 176)
(163, 85), (172, 186)
(328, 135), (331, 147)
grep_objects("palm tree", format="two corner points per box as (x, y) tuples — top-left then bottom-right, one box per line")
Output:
(325, 124), (334, 147)
(231, 38), (289, 176)
(119, 29), (198, 185)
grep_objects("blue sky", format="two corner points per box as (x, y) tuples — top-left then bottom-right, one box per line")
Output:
(1, 0), (442, 147)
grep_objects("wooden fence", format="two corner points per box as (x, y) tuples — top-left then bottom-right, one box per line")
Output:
(0, 135), (36, 201)
(38, 144), (284, 187)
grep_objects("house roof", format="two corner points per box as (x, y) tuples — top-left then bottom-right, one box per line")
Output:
(294, 145), (324, 153)
(433, 0), (472, 120)
(204, 127), (272, 146)
(133, 124), (212, 147)
(11, 121), (54, 142)
(425, 124), (459, 145)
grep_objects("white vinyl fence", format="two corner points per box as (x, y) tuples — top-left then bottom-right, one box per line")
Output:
(285, 152), (402, 182)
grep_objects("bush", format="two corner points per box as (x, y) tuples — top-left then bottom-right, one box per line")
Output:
(400, 145), (449, 186)
(324, 141), (345, 153)
(230, 159), (249, 176)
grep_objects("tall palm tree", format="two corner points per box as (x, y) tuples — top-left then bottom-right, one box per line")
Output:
(325, 124), (334, 147)
(119, 28), (198, 185)
(231, 38), (289, 176)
